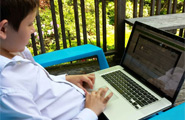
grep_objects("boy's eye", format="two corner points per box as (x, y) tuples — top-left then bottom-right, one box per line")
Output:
(29, 23), (34, 26)
(29, 20), (35, 26)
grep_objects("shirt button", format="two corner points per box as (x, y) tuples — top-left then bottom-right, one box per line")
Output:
(17, 61), (21, 64)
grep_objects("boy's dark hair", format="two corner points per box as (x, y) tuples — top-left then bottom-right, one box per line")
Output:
(0, 0), (39, 31)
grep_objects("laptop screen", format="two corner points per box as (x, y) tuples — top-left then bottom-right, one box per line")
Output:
(122, 22), (185, 102)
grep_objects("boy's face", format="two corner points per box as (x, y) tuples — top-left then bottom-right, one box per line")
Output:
(2, 10), (37, 53)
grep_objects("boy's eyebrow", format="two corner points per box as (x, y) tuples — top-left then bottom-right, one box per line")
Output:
(31, 15), (37, 22)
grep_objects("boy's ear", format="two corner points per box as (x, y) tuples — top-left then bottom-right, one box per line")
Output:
(0, 20), (8, 39)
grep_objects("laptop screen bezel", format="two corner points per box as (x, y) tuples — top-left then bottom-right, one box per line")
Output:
(120, 21), (185, 104)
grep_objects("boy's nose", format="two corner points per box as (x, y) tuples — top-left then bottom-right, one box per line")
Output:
(31, 27), (36, 34)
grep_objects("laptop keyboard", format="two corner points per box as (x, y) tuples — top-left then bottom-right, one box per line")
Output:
(102, 70), (158, 109)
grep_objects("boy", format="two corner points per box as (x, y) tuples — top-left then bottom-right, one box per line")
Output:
(0, 0), (113, 119)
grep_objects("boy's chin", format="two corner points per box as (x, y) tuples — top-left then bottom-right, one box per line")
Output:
(12, 47), (26, 53)
(20, 47), (26, 52)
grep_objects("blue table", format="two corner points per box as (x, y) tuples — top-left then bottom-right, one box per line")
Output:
(148, 102), (185, 120)
(34, 44), (109, 70)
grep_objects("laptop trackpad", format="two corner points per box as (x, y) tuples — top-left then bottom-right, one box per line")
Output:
(87, 86), (118, 102)
(104, 86), (118, 102)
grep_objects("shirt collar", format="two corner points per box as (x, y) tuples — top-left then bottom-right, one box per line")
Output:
(0, 55), (13, 71)
(0, 55), (31, 72)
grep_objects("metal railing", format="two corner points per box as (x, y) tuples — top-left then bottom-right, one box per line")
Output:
(31, 0), (185, 61)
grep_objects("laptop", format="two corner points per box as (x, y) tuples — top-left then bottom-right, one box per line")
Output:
(92, 21), (185, 120)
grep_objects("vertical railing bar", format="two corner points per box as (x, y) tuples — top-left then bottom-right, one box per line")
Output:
(139, 0), (144, 17)
(73, 0), (81, 46)
(156, 0), (161, 15)
(172, 0), (177, 13)
(171, 0), (177, 35)
(181, 1), (185, 38)
(36, 14), (45, 53)
(58, 0), (67, 48)
(95, 0), (100, 47)
(179, 29), (183, 37)
(133, 0), (138, 18)
(80, 0), (87, 44)
(183, 0), (185, 13)
(150, 0), (155, 16)
(50, 0), (60, 50)
(102, 0), (107, 52)
(31, 34), (38, 56)
(167, 0), (172, 14)
(115, 0), (126, 62)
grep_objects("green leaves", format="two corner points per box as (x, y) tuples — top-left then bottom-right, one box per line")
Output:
(28, 0), (183, 56)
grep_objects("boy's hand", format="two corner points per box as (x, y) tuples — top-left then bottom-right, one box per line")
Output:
(85, 87), (113, 116)
(66, 74), (95, 93)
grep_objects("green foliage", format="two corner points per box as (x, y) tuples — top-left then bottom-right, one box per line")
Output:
(28, 0), (183, 55)
(107, 2), (114, 25)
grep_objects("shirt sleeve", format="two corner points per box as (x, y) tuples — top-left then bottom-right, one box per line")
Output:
(73, 108), (98, 120)
(0, 89), (98, 120)
(0, 89), (51, 120)
(50, 74), (67, 82)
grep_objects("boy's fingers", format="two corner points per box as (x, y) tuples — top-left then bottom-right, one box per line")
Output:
(78, 84), (87, 93)
(103, 92), (113, 104)
(83, 88), (88, 95)
(85, 90), (91, 96)
(82, 77), (94, 89)
(97, 87), (109, 97)
(88, 73), (95, 77)
(88, 74), (95, 84)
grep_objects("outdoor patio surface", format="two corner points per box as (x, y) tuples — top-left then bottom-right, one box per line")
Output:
(46, 57), (116, 75)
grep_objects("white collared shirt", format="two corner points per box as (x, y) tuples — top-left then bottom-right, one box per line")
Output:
(0, 47), (98, 120)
